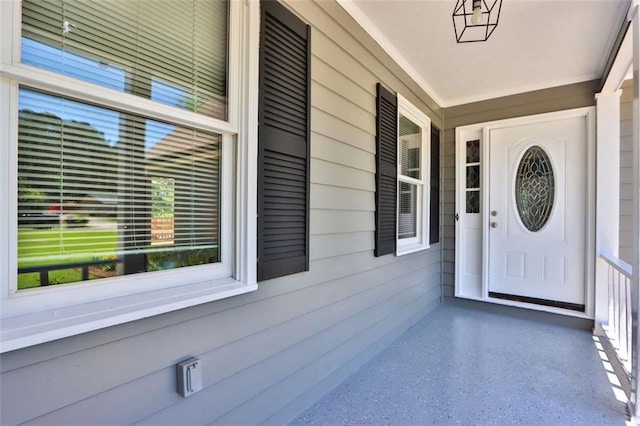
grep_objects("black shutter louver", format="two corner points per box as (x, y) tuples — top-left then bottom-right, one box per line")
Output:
(375, 83), (398, 257)
(430, 125), (441, 244)
(258, 0), (310, 281)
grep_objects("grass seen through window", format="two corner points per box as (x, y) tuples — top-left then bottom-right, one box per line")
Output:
(18, 224), (118, 289)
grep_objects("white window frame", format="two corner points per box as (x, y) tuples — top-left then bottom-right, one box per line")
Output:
(396, 94), (431, 256)
(0, 0), (260, 353)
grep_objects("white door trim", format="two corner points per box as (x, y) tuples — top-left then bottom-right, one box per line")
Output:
(455, 107), (596, 318)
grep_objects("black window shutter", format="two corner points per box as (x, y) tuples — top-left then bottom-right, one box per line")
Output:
(257, 0), (310, 281)
(375, 83), (397, 257)
(430, 125), (441, 244)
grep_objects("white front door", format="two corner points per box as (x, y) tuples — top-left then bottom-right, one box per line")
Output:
(488, 116), (587, 308)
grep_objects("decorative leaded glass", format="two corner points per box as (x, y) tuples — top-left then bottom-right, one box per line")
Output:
(466, 165), (480, 189)
(466, 191), (480, 214)
(515, 146), (555, 232)
(464, 139), (480, 214)
(466, 140), (480, 163)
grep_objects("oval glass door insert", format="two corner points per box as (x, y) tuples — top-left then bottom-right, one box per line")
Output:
(515, 146), (555, 232)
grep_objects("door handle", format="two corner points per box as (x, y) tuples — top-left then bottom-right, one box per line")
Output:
(491, 222), (498, 228)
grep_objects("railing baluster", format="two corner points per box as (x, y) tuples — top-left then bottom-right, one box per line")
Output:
(614, 269), (620, 350)
(39, 270), (49, 286)
(18, 258), (122, 287)
(627, 274), (633, 372)
(609, 264), (615, 333)
(600, 254), (634, 379)
(624, 271), (628, 361)
(620, 270), (625, 353)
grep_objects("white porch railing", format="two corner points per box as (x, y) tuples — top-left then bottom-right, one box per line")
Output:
(602, 254), (633, 376)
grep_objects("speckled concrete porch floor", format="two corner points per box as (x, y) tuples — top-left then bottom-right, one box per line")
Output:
(289, 303), (627, 425)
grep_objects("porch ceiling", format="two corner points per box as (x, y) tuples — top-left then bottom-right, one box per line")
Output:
(340, 0), (631, 107)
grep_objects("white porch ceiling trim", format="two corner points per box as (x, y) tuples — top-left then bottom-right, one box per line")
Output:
(601, 23), (633, 93)
(338, 0), (629, 108)
(337, 0), (445, 106)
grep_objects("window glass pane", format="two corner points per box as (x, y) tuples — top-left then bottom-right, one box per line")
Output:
(466, 190), (480, 214)
(466, 139), (480, 163)
(17, 88), (220, 289)
(465, 139), (480, 214)
(21, 0), (228, 120)
(399, 115), (421, 179)
(398, 181), (417, 239)
(466, 165), (480, 189)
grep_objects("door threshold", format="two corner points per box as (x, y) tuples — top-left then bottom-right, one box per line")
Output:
(488, 291), (585, 312)
(455, 294), (593, 319)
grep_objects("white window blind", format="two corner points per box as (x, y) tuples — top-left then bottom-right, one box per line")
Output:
(398, 181), (417, 239)
(21, 0), (228, 119)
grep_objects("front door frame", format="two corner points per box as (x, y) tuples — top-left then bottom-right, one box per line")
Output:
(454, 107), (596, 318)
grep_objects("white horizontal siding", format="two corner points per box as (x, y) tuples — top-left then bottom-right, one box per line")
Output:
(311, 159), (374, 192)
(312, 109), (374, 154)
(310, 184), (374, 211)
(310, 210), (374, 235)
(311, 133), (375, 173)
(312, 55), (374, 111)
(22, 255), (440, 425)
(310, 232), (373, 260)
(139, 262), (438, 424)
(312, 81), (374, 133)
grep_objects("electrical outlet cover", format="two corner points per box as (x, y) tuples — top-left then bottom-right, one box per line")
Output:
(176, 357), (202, 397)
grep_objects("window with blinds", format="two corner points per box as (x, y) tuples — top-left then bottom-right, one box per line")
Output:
(398, 115), (422, 240)
(392, 94), (431, 255)
(16, 0), (228, 289)
(21, 0), (228, 119)
(17, 88), (220, 288)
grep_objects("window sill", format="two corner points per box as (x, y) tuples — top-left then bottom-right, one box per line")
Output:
(396, 243), (430, 256)
(0, 278), (257, 353)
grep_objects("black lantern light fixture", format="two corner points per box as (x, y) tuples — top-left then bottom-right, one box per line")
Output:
(452, 0), (502, 43)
